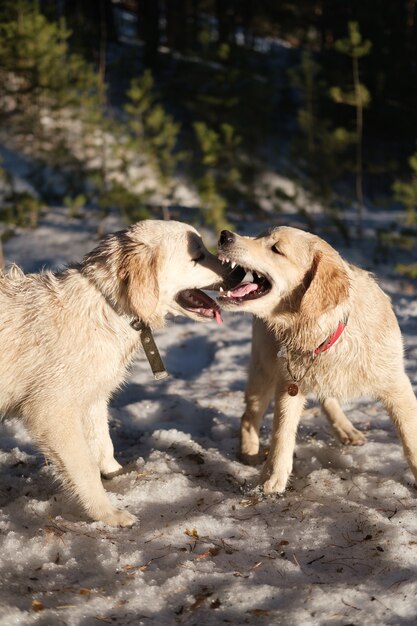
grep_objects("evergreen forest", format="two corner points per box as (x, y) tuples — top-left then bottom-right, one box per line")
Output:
(0, 1), (416, 268)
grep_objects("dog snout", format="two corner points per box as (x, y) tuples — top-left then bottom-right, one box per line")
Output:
(219, 230), (235, 247)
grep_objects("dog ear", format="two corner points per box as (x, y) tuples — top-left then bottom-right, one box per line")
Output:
(118, 243), (160, 324)
(300, 249), (349, 320)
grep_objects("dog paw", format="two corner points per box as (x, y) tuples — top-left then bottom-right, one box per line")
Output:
(100, 508), (137, 527)
(240, 426), (260, 459)
(262, 475), (288, 495)
(240, 441), (259, 456)
(336, 426), (366, 446)
(239, 452), (262, 466)
(260, 458), (291, 494)
(101, 462), (137, 479)
(239, 447), (267, 466)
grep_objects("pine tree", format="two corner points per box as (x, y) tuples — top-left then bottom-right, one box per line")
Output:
(0, 2), (106, 201)
(393, 147), (417, 225)
(123, 71), (181, 205)
(393, 150), (417, 276)
(330, 22), (372, 236)
(193, 121), (241, 231)
(289, 50), (352, 236)
(0, 3), (71, 114)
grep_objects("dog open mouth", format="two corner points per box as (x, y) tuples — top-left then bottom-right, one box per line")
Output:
(176, 289), (223, 324)
(217, 256), (272, 304)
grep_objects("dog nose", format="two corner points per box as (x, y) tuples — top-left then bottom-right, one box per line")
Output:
(219, 230), (235, 246)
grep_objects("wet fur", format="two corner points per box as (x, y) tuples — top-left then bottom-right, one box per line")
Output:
(0, 220), (223, 525)
(218, 226), (417, 493)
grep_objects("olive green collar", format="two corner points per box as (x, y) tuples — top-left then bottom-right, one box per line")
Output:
(130, 318), (169, 380)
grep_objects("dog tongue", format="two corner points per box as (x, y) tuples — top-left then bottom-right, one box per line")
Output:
(230, 282), (258, 298)
(215, 309), (223, 325)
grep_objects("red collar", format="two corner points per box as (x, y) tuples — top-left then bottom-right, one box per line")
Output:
(314, 319), (348, 357)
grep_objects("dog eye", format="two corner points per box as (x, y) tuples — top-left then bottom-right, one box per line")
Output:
(272, 244), (284, 256)
(192, 253), (204, 264)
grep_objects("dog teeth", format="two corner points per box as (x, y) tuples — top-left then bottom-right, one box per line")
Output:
(218, 254), (232, 265)
(227, 290), (231, 297)
(231, 261), (236, 269)
(243, 271), (254, 282)
(220, 286), (224, 292)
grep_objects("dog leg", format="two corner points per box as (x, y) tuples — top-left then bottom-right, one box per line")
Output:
(28, 415), (136, 527)
(83, 401), (123, 478)
(240, 318), (278, 464)
(241, 366), (276, 465)
(322, 397), (366, 445)
(380, 373), (417, 485)
(261, 383), (306, 494)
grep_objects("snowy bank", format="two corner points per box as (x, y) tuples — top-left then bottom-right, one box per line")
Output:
(1, 211), (417, 626)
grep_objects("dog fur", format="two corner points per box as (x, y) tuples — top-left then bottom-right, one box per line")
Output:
(0, 220), (224, 526)
(218, 226), (417, 493)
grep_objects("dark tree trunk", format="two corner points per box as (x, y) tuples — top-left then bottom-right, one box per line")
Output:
(403, 0), (417, 74)
(138, 0), (160, 69)
(216, 0), (235, 45)
(166, 0), (188, 52)
(61, 0), (116, 58)
(102, 0), (117, 43)
(63, 0), (116, 38)
(241, 0), (254, 48)
(189, 0), (199, 49)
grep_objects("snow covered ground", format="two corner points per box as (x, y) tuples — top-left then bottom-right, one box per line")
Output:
(1, 210), (417, 626)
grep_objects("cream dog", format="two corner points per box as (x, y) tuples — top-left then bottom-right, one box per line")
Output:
(0, 220), (224, 526)
(218, 226), (417, 493)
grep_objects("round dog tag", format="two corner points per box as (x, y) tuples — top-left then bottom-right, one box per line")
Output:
(288, 383), (299, 396)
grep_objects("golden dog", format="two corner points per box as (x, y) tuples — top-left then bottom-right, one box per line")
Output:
(218, 226), (417, 493)
(0, 220), (223, 525)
